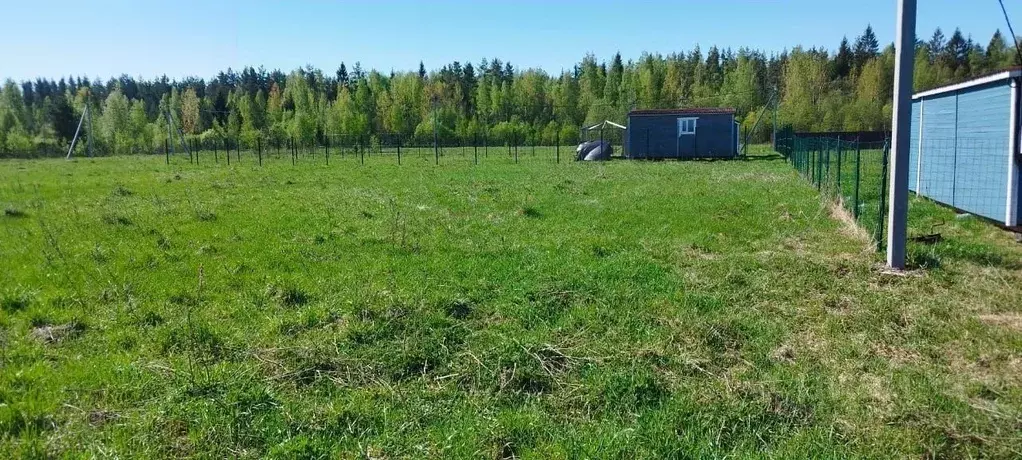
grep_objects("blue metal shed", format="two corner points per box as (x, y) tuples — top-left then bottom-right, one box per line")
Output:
(909, 69), (1021, 227)
(626, 108), (739, 159)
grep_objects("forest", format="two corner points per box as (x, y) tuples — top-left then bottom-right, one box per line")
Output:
(0, 26), (1018, 156)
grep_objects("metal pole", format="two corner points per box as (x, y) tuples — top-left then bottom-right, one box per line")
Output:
(824, 139), (831, 188)
(878, 141), (891, 248)
(887, 0), (916, 269)
(165, 139), (169, 165)
(853, 137), (862, 220)
(397, 136), (402, 165)
(226, 139), (230, 165)
(258, 138), (262, 166)
(513, 131), (518, 164)
(66, 106), (86, 159)
(836, 139), (843, 193)
(556, 131), (560, 163)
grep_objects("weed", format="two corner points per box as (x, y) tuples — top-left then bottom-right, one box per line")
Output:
(3, 207), (27, 218)
(0, 289), (33, 312)
(265, 283), (310, 308)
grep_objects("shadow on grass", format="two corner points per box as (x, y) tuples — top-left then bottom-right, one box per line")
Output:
(907, 238), (1022, 271)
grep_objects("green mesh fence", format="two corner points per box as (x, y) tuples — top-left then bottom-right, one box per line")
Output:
(783, 136), (890, 250)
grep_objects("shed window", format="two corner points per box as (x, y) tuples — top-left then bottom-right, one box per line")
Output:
(677, 117), (697, 136)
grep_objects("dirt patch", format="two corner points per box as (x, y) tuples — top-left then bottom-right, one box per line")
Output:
(30, 323), (85, 344)
(88, 410), (121, 427)
(978, 314), (1022, 332)
(770, 345), (796, 364)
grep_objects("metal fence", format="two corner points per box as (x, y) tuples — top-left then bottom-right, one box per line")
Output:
(134, 131), (625, 167)
(37, 127), (630, 165)
(782, 136), (891, 248)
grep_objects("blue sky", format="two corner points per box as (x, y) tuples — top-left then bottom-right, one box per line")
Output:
(0, 0), (1016, 82)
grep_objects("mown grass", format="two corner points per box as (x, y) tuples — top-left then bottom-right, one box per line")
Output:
(1, 148), (1020, 458)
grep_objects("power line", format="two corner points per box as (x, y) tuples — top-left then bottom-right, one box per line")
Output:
(998, 0), (1022, 67)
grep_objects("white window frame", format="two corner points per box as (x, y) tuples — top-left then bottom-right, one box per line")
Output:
(677, 117), (698, 136)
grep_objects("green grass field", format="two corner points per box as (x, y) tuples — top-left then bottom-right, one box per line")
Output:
(1, 150), (1021, 458)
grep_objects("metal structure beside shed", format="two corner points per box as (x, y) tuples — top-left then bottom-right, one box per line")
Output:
(909, 68), (1022, 228)
(626, 108), (740, 159)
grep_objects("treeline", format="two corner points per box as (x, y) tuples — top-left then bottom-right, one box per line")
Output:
(0, 26), (1017, 157)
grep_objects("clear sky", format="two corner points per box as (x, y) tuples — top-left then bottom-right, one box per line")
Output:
(0, 0), (1016, 82)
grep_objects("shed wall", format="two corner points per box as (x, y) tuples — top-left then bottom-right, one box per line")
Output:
(627, 113), (737, 159)
(909, 79), (1013, 222)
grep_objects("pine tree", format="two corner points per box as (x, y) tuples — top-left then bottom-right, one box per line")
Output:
(928, 28), (946, 55)
(945, 29), (970, 75)
(336, 63), (349, 88)
(853, 25), (880, 71)
(833, 37), (852, 79)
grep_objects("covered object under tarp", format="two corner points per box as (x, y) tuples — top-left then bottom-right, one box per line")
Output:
(576, 141), (613, 161)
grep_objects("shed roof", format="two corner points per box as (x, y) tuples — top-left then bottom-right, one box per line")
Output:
(913, 67), (1022, 100)
(629, 107), (736, 116)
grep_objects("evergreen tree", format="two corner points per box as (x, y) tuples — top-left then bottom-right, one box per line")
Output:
(337, 63), (349, 88)
(928, 28), (946, 55)
(987, 30), (1011, 69)
(944, 29), (971, 75)
(853, 25), (880, 71)
(833, 37), (852, 79)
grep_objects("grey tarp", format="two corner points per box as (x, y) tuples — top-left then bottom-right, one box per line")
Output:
(575, 141), (613, 161)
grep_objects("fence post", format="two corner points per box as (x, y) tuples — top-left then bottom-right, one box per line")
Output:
(326, 136), (330, 165)
(165, 139), (169, 165)
(258, 138), (263, 166)
(292, 137), (296, 166)
(853, 137), (862, 220)
(397, 136), (402, 165)
(836, 139), (843, 195)
(226, 139), (230, 166)
(811, 140), (818, 186)
(434, 131), (439, 166)
(213, 139), (218, 163)
(514, 132), (518, 164)
(824, 139), (831, 190)
(361, 136), (366, 165)
(474, 133), (478, 162)
(816, 142), (823, 190)
(876, 141), (891, 249)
